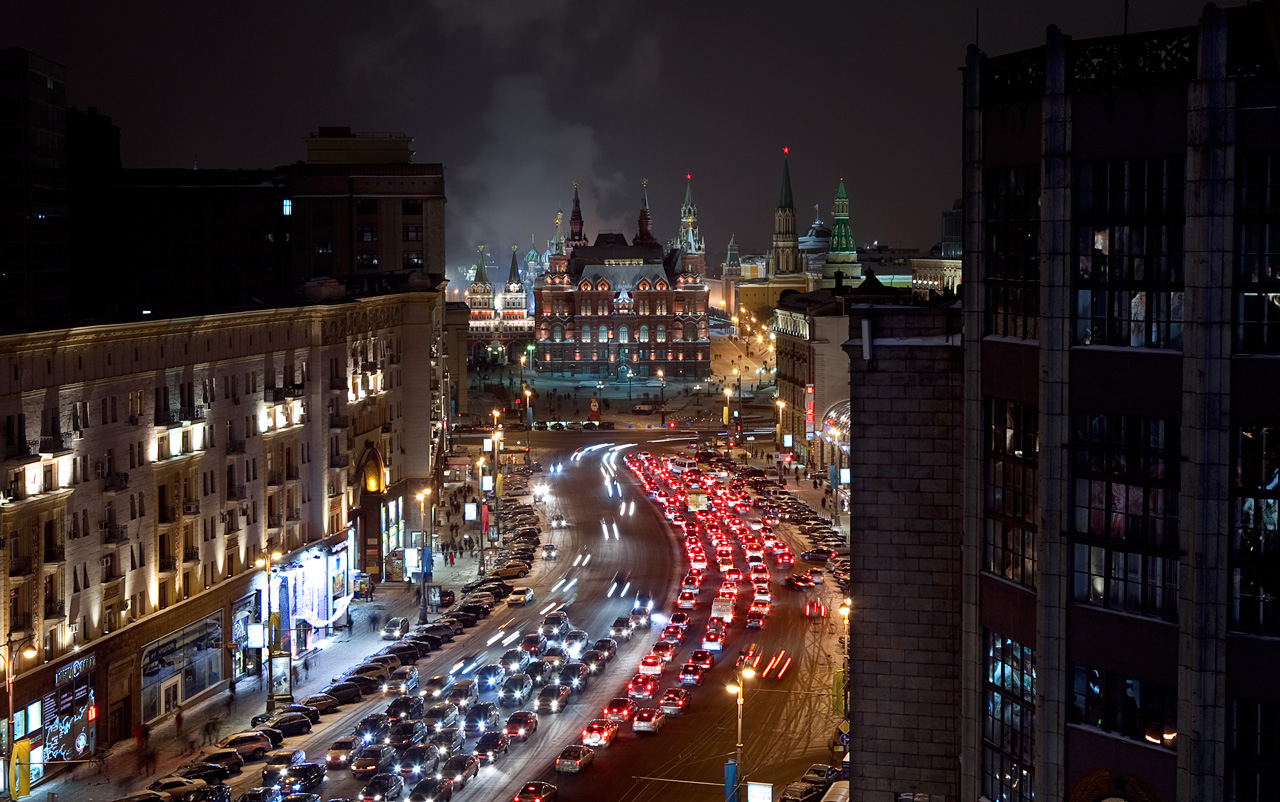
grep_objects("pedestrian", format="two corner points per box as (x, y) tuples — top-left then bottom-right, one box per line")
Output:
(185, 730), (197, 755)
(174, 706), (184, 737)
(302, 655), (310, 678)
(227, 681), (236, 711)
(202, 719), (214, 745)
(144, 747), (157, 776)
(292, 663), (300, 685)
(448, 552), (455, 566)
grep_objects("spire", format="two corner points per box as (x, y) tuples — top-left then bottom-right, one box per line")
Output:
(566, 181), (588, 254)
(507, 245), (522, 286)
(471, 244), (490, 286)
(778, 148), (794, 210)
(634, 178), (657, 246)
(683, 173), (695, 210)
(829, 178), (856, 256)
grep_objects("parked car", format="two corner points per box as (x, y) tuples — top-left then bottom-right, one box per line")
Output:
(381, 617), (411, 640)
(174, 761), (233, 785)
(320, 682), (365, 705)
(215, 732), (272, 760)
(297, 694), (341, 715)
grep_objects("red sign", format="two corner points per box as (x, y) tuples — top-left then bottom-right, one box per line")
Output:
(805, 385), (815, 436)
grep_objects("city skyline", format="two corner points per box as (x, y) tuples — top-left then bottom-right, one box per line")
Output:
(12, 0), (1216, 271)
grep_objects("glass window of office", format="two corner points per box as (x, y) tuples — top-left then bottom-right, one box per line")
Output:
(140, 611), (223, 722)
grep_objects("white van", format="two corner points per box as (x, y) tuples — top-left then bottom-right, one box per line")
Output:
(668, 457), (697, 474)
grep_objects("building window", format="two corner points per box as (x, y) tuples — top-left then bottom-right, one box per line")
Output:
(1236, 152), (1280, 354)
(356, 199), (377, 215)
(618, 326), (629, 344)
(1228, 698), (1280, 800)
(639, 325), (649, 343)
(402, 199), (422, 215)
(581, 328), (591, 344)
(551, 325), (563, 343)
(403, 252), (423, 269)
(356, 253), (379, 271)
(314, 240), (332, 254)
(1232, 424), (1280, 635)
(656, 325), (666, 343)
(982, 630), (1035, 802)
(1070, 412), (1180, 621)
(357, 226), (378, 243)
(1074, 157), (1184, 349)
(984, 165), (1040, 339)
(404, 226), (423, 242)
(983, 398), (1038, 588)
(1070, 664), (1176, 748)
(598, 326), (608, 343)
(281, 199), (292, 216)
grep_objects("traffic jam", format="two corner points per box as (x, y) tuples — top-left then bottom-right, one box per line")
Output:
(136, 446), (847, 802)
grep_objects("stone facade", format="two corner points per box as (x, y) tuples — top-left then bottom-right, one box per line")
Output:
(0, 283), (448, 782)
(842, 302), (963, 800)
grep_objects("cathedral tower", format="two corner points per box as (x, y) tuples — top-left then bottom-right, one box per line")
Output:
(565, 182), (589, 255)
(770, 149), (799, 276)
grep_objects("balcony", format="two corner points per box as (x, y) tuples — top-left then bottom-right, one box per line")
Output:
(101, 523), (129, 544)
(43, 600), (65, 620)
(285, 465), (300, 481)
(287, 508), (301, 521)
(10, 614), (32, 632)
(182, 547), (200, 564)
(103, 472), (130, 493)
(330, 454), (350, 469)
(182, 499), (200, 517)
(361, 361), (377, 374)
(267, 514), (283, 530)
(329, 377), (348, 392)
(158, 557), (177, 573)
(180, 406), (206, 422)
(42, 545), (65, 564)
(266, 387), (287, 404)
(389, 353), (401, 365)
(267, 472), (283, 487)
(39, 433), (72, 454)
(9, 557), (33, 576)
(285, 382), (305, 399)
(329, 414), (349, 429)
(155, 408), (181, 427)
(159, 506), (179, 524)
(4, 440), (37, 464)
(226, 439), (246, 455)
(226, 484), (247, 502)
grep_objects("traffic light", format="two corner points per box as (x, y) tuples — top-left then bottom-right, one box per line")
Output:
(784, 454), (792, 463)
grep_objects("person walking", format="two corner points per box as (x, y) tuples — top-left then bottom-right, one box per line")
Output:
(174, 706), (184, 737)
(227, 680), (236, 711)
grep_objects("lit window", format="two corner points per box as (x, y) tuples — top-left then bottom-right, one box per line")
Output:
(282, 199), (292, 216)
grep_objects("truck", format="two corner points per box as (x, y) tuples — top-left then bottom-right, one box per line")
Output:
(710, 598), (735, 623)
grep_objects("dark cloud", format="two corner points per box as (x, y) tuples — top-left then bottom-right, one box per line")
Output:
(9, 0), (1221, 275)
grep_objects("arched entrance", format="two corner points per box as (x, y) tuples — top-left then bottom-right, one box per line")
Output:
(353, 447), (389, 579)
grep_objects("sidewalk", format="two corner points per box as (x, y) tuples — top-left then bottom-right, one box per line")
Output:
(38, 554), (491, 802)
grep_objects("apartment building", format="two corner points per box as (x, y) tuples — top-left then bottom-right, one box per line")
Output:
(0, 280), (448, 790)
(961, 6), (1279, 801)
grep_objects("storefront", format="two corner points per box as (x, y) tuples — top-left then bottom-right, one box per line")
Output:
(382, 496), (405, 580)
(140, 611), (223, 723)
(821, 401), (851, 522)
(2, 654), (98, 794)
(230, 594), (257, 680)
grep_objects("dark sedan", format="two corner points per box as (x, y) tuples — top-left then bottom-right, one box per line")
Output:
(438, 755), (479, 789)
(320, 682), (365, 704)
(275, 763), (326, 794)
(251, 705), (320, 727)
(472, 731), (508, 763)
(407, 777), (454, 802)
(462, 702), (500, 735)
(174, 761), (232, 784)
(357, 773), (404, 801)
(262, 712), (312, 737)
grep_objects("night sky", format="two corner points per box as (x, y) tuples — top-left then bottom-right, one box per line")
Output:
(15, 0), (1218, 275)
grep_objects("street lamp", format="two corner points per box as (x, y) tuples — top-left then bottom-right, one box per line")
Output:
(775, 400), (786, 449)
(519, 354), (526, 391)
(657, 370), (666, 426)
(415, 489), (433, 623)
(524, 388), (533, 427)
(4, 634), (38, 797)
(254, 548), (283, 713)
(725, 665), (756, 802)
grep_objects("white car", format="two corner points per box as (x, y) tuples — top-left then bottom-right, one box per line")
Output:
(147, 777), (207, 796)
(632, 708), (666, 733)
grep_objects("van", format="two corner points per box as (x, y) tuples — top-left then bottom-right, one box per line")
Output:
(631, 404), (655, 415)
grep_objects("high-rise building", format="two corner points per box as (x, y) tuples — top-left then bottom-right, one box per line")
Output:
(0, 49), (70, 329)
(959, 6), (1280, 801)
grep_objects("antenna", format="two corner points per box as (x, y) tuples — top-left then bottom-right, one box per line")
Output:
(975, 7), (980, 49)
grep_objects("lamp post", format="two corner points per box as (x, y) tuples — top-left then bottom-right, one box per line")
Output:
(775, 400), (786, 449)
(519, 354), (526, 391)
(255, 548), (283, 713)
(725, 666), (756, 802)
(524, 388), (533, 427)
(723, 387), (733, 454)
(657, 371), (666, 426)
(4, 634), (38, 798)
(415, 489), (433, 623)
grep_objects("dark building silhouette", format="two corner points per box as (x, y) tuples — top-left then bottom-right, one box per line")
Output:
(0, 48), (70, 328)
(958, 5), (1280, 802)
